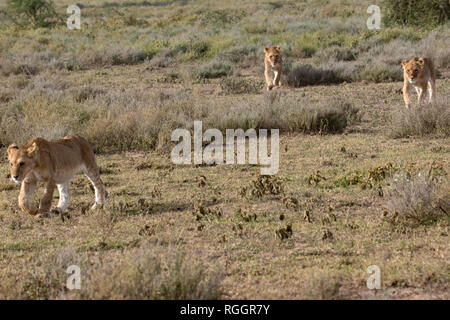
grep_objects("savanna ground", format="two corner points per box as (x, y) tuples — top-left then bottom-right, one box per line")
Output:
(0, 0), (449, 299)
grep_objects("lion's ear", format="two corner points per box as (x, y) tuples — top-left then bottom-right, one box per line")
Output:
(401, 60), (408, 68)
(7, 144), (19, 157)
(418, 58), (425, 65)
(27, 142), (39, 159)
(275, 46), (282, 51)
(264, 47), (269, 53)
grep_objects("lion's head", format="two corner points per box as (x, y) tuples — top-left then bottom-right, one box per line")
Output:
(402, 57), (426, 84)
(7, 142), (39, 184)
(264, 46), (282, 67)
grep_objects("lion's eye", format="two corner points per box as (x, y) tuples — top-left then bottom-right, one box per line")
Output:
(19, 162), (24, 167)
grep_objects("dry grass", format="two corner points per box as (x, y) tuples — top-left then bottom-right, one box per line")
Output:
(389, 103), (450, 138)
(286, 64), (345, 87)
(0, 0), (449, 300)
(0, 81), (360, 152)
(0, 244), (223, 299)
(385, 171), (449, 228)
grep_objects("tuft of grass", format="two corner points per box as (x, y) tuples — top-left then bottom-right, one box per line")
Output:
(389, 103), (450, 138)
(240, 174), (284, 199)
(0, 245), (223, 299)
(0, 82), (358, 154)
(314, 46), (358, 63)
(385, 172), (449, 228)
(220, 77), (262, 95)
(286, 65), (346, 87)
(4, 0), (60, 28)
(82, 247), (223, 299)
(302, 271), (343, 300)
(192, 60), (233, 79)
(72, 86), (104, 103)
(383, 0), (450, 28)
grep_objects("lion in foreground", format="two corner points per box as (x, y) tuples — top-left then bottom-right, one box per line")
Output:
(7, 135), (106, 217)
(264, 46), (282, 91)
(401, 56), (436, 108)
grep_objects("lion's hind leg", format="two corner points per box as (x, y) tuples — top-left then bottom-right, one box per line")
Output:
(428, 79), (436, 103)
(84, 166), (106, 210)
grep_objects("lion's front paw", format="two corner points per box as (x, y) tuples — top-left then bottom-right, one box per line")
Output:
(35, 210), (50, 218)
(51, 207), (62, 215)
(267, 85), (274, 91)
(91, 203), (104, 211)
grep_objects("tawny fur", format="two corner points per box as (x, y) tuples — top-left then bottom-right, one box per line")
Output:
(7, 135), (106, 217)
(264, 46), (283, 91)
(401, 56), (436, 108)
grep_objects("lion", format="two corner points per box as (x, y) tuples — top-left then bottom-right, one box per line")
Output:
(264, 46), (282, 90)
(401, 56), (436, 108)
(7, 135), (106, 217)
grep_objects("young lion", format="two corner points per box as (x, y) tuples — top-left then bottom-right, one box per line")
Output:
(264, 46), (282, 90)
(7, 135), (106, 217)
(401, 56), (436, 108)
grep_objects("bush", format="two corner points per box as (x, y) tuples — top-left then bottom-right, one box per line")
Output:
(186, 40), (211, 60)
(383, 0), (450, 28)
(220, 45), (259, 67)
(220, 77), (262, 95)
(72, 86), (104, 103)
(83, 247), (223, 299)
(192, 61), (233, 79)
(283, 100), (359, 134)
(314, 46), (358, 63)
(360, 67), (402, 83)
(5, 0), (59, 28)
(302, 271), (343, 299)
(0, 246), (224, 299)
(286, 65), (346, 87)
(389, 103), (450, 138)
(80, 46), (149, 68)
(385, 172), (449, 227)
(209, 94), (359, 135)
(0, 88), (358, 154)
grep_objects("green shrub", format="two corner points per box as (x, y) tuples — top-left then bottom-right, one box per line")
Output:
(286, 65), (346, 87)
(192, 61), (233, 79)
(185, 40), (211, 60)
(314, 46), (358, 63)
(5, 0), (59, 28)
(220, 45), (259, 67)
(285, 100), (359, 134)
(199, 9), (246, 27)
(383, 0), (450, 28)
(360, 67), (402, 83)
